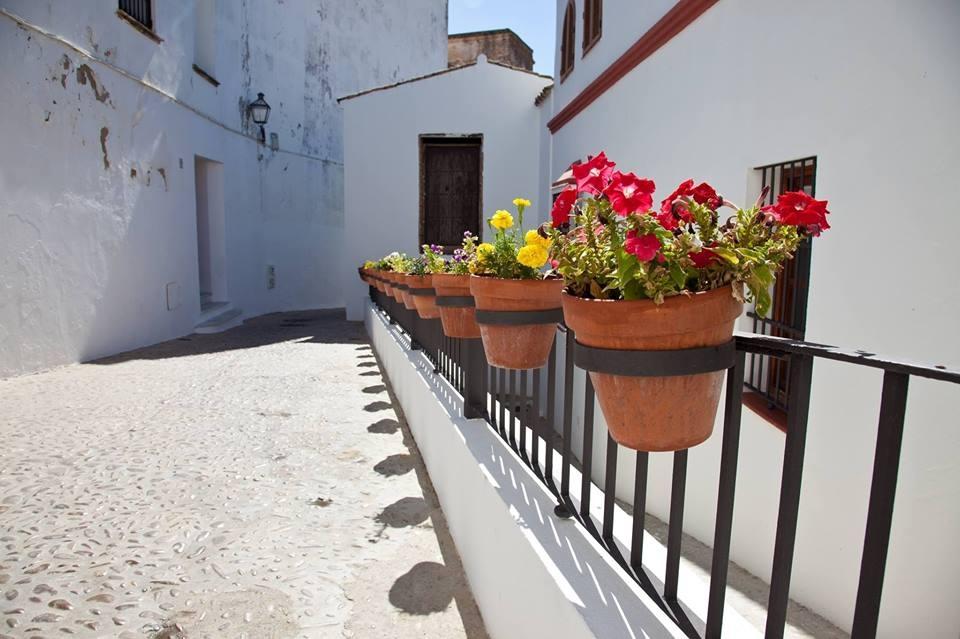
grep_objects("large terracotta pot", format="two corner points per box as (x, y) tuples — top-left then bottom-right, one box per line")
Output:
(408, 275), (441, 319)
(470, 276), (563, 370)
(382, 271), (395, 296)
(389, 273), (405, 303)
(432, 274), (480, 338)
(399, 275), (417, 310)
(561, 286), (743, 452)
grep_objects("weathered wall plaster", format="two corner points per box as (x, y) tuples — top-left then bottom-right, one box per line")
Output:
(0, 0), (448, 376)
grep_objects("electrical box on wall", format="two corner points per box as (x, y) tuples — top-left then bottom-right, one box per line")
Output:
(267, 265), (276, 289)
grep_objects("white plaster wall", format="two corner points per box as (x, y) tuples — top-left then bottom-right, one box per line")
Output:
(546, 1), (960, 636)
(0, 0), (447, 377)
(342, 59), (553, 321)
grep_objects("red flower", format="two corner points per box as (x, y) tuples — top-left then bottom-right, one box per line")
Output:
(660, 179), (695, 222)
(572, 152), (616, 195)
(689, 246), (720, 268)
(551, 186), (578, 228)
(604, 172), (656, 216)
(762, 191), (831, 236)
(691, 182), (721, 209)
(656, 209), (680, 231)
(624, 230), (660, 262)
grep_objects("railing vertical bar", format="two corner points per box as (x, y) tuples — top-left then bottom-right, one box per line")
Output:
(508, 369), (518, 448)
(498, 367), (507, 437)
(630, 451), (649, 570)
(664, 449), (688, 601)
(489, 364), (498, 431)
(705, 352), (746, 638)
(579, 375), (596, 519)
(765, 353), (815, 638)
(532, 367), (542, 473)
(519, 370), (529, 454)
(560, 329), (575, 497)
(602, 433), (618, 541)
(545, 338), (557, 485)
(851, 371), (910, 639)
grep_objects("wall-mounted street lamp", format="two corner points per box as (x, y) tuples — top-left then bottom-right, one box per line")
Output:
(248, 92), (271, 143)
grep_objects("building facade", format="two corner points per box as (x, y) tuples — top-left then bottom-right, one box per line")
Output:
(543, 1), (960, 637)
(0, 0), (447, 377)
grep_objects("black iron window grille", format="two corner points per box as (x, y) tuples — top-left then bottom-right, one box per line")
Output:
(560, 0), (576, 80)
(583, 0), (602, 54)
(745, 156), (817, 422)
(366, 280), (960, 639)
(119, 0), (153, 31)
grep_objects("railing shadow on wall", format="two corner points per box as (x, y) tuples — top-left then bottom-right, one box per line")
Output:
(367, 284), (960, 639)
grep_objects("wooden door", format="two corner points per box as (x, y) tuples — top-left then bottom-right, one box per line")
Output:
(421, 139), (481, 252)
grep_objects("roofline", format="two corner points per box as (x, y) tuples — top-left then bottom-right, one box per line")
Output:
(448, 28), (533, 53)
(337, 60), (552, 103)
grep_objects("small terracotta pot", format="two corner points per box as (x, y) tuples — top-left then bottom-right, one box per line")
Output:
(374, 272), (386, 293)
(382, 271), (395, 296)
(432, 273), (481, 338)
(470, 276), (563, 370)
(561, 286), (743, 452)
(408, 275), (441, 319)
(399, 275), (417, 310)
(389, 273), (405, 303)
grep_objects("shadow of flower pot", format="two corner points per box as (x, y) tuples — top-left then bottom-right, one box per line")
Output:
(375, 497), (429, 528)
(373, 453), (414, 477)
(367, 418), (399, 435)
(388, 561), (455, 615)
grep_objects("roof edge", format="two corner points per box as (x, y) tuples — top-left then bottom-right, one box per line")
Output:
(449, 28), (533, 54)
(337, 62), (476, 103)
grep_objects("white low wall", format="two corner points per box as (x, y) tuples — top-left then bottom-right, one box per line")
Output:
(365, 300), (765, 639)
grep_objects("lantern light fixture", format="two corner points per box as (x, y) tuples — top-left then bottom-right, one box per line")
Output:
(248, 92), (271, 143)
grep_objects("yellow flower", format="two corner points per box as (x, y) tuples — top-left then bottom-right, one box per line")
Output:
(517, 244), (549, 269)
(513, 197), (532, 209)
(363, 261), (375, 269)
(524, 229), (551, 249)
(476, 243), (495, 261)
(490, 210), (514, 230)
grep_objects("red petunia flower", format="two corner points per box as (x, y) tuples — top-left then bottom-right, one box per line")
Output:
(604, 172), (656, 216)
(551, 186), (578, 228)
(624, 230), (660, 262)
(691, 182), (722, 209)
(762, 191), (831, 236)
(656, 209), (680, 231)
(572, 152), (616, 195)
(660, 179), (695, 215)
(689, 246), (720, 268)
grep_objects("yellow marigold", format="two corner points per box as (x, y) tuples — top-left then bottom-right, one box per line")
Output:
(524, 229), (550, 248)
(490, 210), (514, 230)
(476, 243), (495, 260)
(517, 244), (549, 269)
(513, 197), (532, 209)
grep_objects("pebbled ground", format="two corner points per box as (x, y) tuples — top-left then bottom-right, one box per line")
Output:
(0, 310), (487, 639)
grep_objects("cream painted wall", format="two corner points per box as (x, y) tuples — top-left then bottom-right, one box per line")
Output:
(0, 0), (447, 377)
(547, 1), (960, 636)
(341, 58), (553, 321)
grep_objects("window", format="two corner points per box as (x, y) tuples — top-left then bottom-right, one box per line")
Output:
(193, 0), (217, 81)
(744, 156), (817, 427)
(420, 137), (483, 253)
(583, 0), (602, 54)
(119, 0), (153, 31)
(560, 1), (576, 80)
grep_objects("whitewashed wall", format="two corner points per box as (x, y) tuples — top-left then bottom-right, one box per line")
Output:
(0, 0), (447, 377)
(547, 1), (960, 636)
(341, 58), (553, 321)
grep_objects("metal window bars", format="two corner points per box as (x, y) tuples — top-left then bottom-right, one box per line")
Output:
(368, 284), (959, 638)
(119, 0), (153, 30)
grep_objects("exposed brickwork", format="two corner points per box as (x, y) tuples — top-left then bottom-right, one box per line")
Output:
(448, 29), (534, 71)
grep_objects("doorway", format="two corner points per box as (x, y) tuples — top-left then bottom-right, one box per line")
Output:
(420, 136), (482, 252)
(194, 156), (227, 310)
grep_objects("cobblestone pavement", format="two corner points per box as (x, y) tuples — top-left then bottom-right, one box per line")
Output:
(0, 311), (488, 639)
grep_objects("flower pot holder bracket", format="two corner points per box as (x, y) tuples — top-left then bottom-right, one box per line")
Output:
(435, 296), (476, 308)
(575, 339), (736, 377)
(475, 308), (564, 326)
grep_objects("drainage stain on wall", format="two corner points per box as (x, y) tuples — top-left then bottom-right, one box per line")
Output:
(76, 64), (112, 106)
(99, 127), (109, 169)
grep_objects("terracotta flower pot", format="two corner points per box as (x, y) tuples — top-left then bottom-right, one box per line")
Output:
(399, 275), (417, 310)
(470, 276), (563, 370)
(432, 273), (481, 338)
(389, 273), (405, 302)
(408, 275), (441, 319)
(561, 286), (743, 452)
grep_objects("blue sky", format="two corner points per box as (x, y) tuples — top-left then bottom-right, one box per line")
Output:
(448, 0), (557, 75)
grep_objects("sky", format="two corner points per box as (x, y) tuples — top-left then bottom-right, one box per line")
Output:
(448, 0), (557, 75)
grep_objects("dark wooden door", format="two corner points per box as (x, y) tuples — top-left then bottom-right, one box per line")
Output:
(421, 140), (481, 251)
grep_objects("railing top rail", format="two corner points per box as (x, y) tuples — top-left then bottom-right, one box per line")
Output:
(734, 332), (960, 384)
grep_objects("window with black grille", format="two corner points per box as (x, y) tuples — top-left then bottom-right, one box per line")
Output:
(583, 0), (602, 54)
(560, 1), (576, 80)
(119, 0), (153, 31)
(744, 156), (817, 426)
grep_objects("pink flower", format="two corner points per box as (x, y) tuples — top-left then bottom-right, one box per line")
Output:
(551, 186), (578, 228)
(624, 230), (660, 262)
(572, 152), (616, 195)
(604, 172), (656, 216)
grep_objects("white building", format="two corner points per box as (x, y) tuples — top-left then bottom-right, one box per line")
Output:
(0, 0), (447, 377)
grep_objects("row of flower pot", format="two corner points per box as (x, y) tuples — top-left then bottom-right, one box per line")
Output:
(358, 152), (832, 453)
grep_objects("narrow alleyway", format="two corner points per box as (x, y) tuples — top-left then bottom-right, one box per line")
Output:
(0, 311), (488, 639)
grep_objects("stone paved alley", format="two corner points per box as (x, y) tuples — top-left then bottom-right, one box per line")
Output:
(0, 311), (488, 639)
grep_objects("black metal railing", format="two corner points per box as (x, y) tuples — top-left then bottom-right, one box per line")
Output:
(119, 0), (153, 30)
(368, 285), (959, 638)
